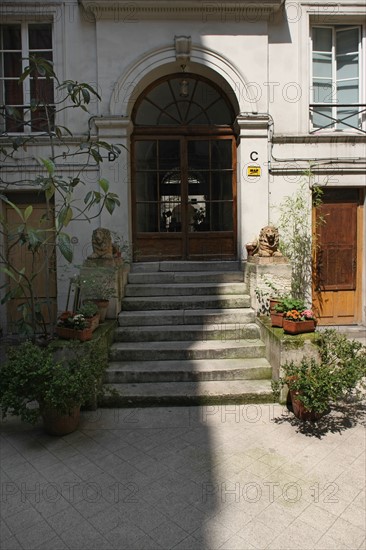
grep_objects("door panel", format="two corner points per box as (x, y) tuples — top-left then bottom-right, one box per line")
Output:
(133, 136), (236, 261)
(313, 189), (363, 325)
(5, 200), (57, 332)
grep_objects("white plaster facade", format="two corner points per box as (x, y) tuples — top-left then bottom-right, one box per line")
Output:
(0, 0), (365, 328)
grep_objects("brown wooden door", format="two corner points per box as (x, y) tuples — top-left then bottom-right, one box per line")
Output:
(133, 135), (237, 261)
(5, 198), (57, 333)
(313, 189), (363, 325)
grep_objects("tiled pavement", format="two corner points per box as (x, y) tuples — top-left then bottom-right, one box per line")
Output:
(0, 403), (365, 550)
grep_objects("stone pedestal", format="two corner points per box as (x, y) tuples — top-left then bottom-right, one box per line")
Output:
(244, 258), (292, 315)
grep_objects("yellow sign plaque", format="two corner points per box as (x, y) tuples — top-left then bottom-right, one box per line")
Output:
(247, 166), (261, 177)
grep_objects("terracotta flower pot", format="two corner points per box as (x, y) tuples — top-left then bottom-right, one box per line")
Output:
(91, 299), (109, 322)
(283, 319), (316, 334)
(290, 390), (324, 421)
(41, 405), (81, 436)
(269, 298), (280, 312)
(270, 312), (284, 328)
(85, 313), (100, 332)
(55, 326), (93, 341)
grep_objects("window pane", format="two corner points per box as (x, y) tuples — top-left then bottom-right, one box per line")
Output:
(206, 101), (232, 124)
(29, 24), (52, 50)
(312, 107), (333, 129)
(136, 203), (159, 232)
(135, 141), (157, 170)
(337, 53), (358, 80)
(212, 173), (233, 200)
(147, 81), (174, 109)
(313, 80), (333, 103)
(161, 171), (181, 200)
(188, 140), (209, 169)
(135, 172), (157, 201)
(193, 80), (220, 109)
(159, 140), (180, 170)
(188, 172), (209, 197)
(135, 100), (161, 125)
(32, 51), (53, 63)
(337, 80), (359, 104)
(4, 107), (24, 132)
(211, 202), (233, 231)
(30, 79), (54, 104)
(189, 202), (207, 232)
(3, 52), (22, 77)
(4, 80), (23, 104)
(2, 25), (21, 50)
(211, 141), (232, 169)
(31, 106), (55, 132)
(336, 28), (358, 55)
(313, 27), (332, 52)
(186, 103), (206, 124)
(157, 112), (178, 125)
(313, 52), (332, 78)
(337, 108), (359, 130)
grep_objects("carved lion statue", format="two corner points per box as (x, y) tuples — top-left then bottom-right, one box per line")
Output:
(88, 227), (114, 259)
(254, 225), (282, 257)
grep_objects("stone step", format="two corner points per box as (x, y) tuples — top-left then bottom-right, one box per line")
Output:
(105, 358), (272, 383)
(109, 339), (266, 362)
(128, 271), (244, 284)
(125, 282), (247, 297)
(100, 379), (274, 407)
(131, 261), (241, 273)
(114, 323), (260, 342)
(118, 308), (256, 327)
(121, 295), (250, 311)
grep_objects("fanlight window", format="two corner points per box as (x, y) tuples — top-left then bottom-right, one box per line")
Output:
(133, 75), (235, 126)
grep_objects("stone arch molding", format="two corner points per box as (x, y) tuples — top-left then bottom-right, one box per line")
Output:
(110, 44), (258, 117)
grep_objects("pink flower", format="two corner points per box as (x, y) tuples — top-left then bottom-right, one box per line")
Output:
(302, 309), (315, 320)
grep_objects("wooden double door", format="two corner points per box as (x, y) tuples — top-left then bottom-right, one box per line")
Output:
(313, 188), (364, 325)
(132, 135), (237, 261)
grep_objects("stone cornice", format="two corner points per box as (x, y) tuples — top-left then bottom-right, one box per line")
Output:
(79, 0), (285, 20)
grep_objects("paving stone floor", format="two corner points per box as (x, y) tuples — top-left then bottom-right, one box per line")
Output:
(1, 403), (365, 550)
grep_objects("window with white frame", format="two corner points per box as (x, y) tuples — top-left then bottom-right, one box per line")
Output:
(311, 26), (362, 132)
(0, 23), (54, 133)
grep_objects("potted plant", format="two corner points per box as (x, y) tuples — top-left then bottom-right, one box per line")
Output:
(282, 308), (316, 334)
(76, 301), (100, 332)
(270, 296), (305, 328)
(56, 313), (93, 341)
(277, 329), (366, 421)
(0, 341), (103, 435)
(79, 268), (116, 322)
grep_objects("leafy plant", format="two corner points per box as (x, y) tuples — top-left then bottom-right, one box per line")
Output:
(276, 175), (323, 303)
(274, 296), (306, 313)
(111, 232), (134, 263)
(0, 339), (107, 424)
(0, 56), (123, 339)
(77, 301), (99, 318)
(255, 276), (289, 316)
(278, 329), (366, 415)
(79, 268), (117, 301)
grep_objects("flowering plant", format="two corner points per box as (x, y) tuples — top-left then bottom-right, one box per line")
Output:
(58, 313), (88, 330)
(302, 309), (316, 320)
(284, 309), (316, 322)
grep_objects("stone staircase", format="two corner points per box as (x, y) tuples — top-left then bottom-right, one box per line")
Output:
(101, 261), (273, 406)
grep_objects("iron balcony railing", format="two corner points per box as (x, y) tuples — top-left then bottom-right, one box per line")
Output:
(309, 103), (366, 135)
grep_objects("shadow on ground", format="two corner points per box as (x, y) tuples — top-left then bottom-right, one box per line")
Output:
(273, 397), (366, 439)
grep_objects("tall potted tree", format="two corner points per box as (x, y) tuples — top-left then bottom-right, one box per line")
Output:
(0, 56), (122, 342)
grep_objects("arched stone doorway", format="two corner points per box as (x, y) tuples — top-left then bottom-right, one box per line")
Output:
(131, 73), (238, 261)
